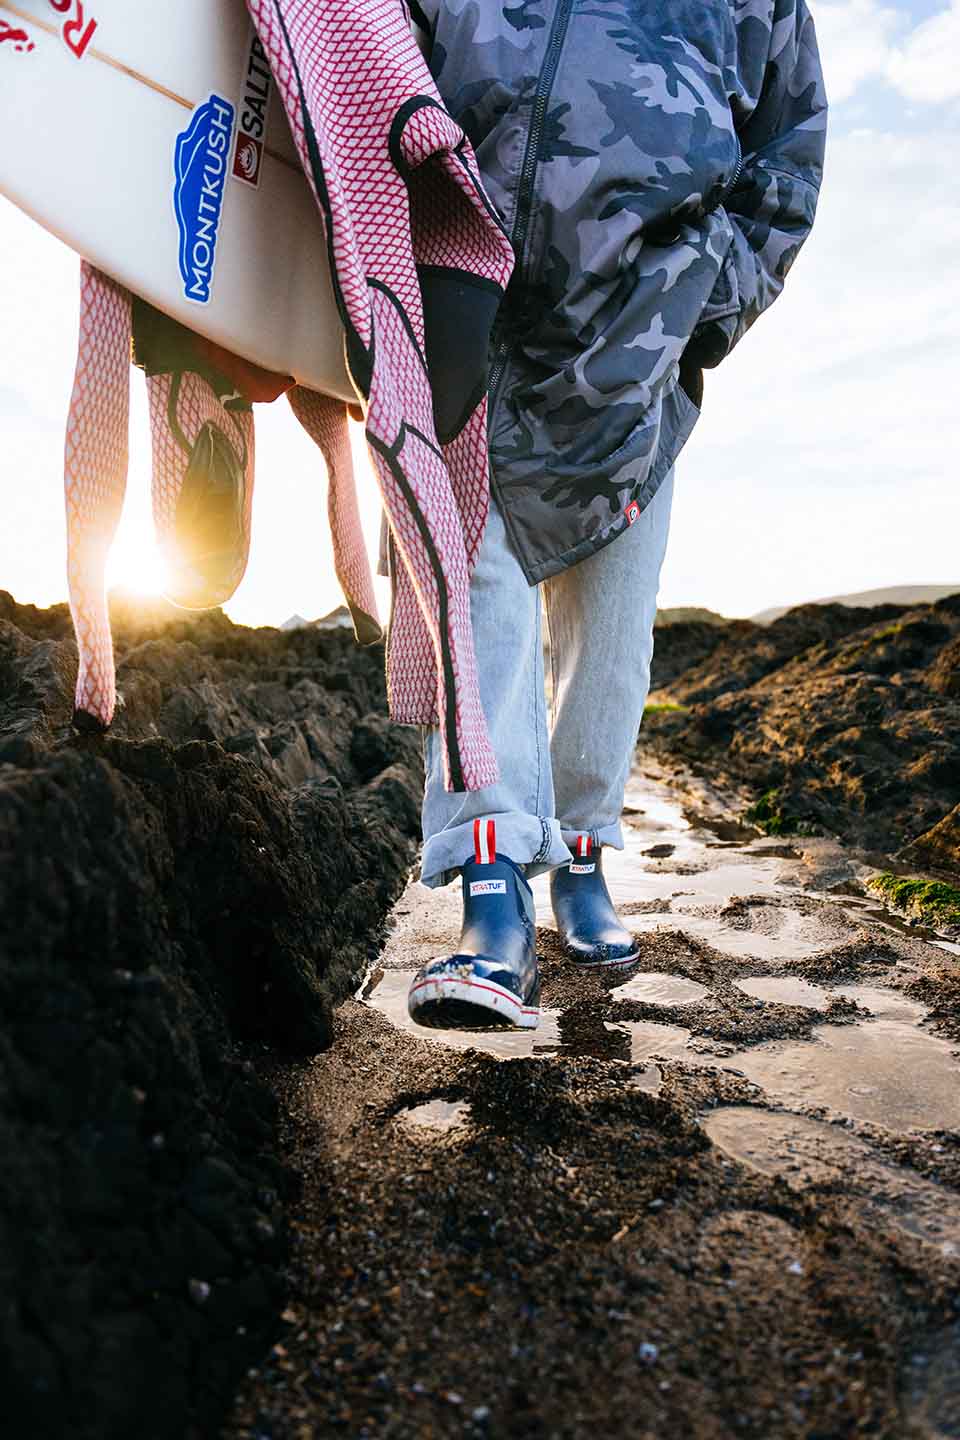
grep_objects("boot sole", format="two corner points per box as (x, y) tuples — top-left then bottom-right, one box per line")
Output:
(565, 944), (641, 969)
(408, 974), (540, 1031)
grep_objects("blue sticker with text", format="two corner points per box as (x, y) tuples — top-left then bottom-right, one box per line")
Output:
(173, 93), (236, 305)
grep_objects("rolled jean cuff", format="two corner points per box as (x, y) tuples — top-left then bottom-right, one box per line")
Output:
(420, 814), (573, 890)
(559, 821), (625, 854)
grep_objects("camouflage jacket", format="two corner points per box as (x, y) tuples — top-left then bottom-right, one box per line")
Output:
(411, 0), (827, 582)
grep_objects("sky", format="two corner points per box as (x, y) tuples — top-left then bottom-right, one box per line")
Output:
(1, 0), (958, 627)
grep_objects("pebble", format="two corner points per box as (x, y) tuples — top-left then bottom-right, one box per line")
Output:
(188, 1278), (211, 1305)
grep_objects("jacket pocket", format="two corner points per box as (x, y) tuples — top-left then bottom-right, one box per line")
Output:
(678, 350), (704, 410)
(697, 210), (741, 327)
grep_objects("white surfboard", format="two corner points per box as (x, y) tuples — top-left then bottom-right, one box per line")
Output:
(0, 0), (353, 400)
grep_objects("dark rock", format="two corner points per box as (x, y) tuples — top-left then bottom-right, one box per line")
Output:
(654, 603), (908, 707)
(650, 618), (741, 690)
(0, 592), (423, 1439)
(900, 803), (960, 875)
(645, 598), (960, 870)
(350, 712), (422, 783)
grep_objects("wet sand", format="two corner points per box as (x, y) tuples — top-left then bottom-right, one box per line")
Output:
(226, 765), (960, 1439)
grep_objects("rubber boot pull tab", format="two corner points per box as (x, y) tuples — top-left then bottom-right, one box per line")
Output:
(473, 817), (496, 865)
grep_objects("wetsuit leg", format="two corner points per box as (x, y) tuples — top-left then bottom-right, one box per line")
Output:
(65, 261), (131, 730)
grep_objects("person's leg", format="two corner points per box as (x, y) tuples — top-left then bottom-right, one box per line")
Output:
(543, 470), (675, 962)
(544, 469), (675, 847)
(410, 498), (570, 1030)
(419, 497), (571, 890)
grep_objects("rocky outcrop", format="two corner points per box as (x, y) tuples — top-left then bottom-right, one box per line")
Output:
(0, 592), (422, 1439)
(650, 601), (908, 706)
(900, 802), (960, 876)
(646, 593), (960, 871)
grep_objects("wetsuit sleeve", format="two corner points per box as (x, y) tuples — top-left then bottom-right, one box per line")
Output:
(685, 0), (827, 370)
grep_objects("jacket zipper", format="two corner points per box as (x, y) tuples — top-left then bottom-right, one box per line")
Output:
(488, 0), (575, 400)
(717, 134), (744, 210)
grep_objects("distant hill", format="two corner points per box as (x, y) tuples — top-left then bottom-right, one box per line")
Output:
(280, 605), (353, 632)
(315, 605), (353, 630)
(753, 585), (960, 625)
(655, 606), (728, 626)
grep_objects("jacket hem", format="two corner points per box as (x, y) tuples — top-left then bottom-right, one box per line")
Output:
(499, 384), (698, 586)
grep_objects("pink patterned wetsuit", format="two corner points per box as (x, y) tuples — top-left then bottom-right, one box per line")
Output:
(64, 262), (380, 731)
(243, 0), (514, 791)
(64, 1), (513, 790)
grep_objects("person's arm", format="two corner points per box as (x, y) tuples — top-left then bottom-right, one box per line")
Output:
(685, 0), (827, 371)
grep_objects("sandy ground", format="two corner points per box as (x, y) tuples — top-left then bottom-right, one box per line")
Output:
(225, 765), (960, 1439)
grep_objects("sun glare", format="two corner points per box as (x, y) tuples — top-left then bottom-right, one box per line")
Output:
(105, 515), (172, 598)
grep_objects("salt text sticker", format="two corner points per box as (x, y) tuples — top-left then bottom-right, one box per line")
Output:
(232, 28), (272, 189)
(173, 95), (236, 306)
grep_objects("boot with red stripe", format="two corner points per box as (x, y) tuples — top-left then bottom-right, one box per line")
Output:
(408, 819), (540, 1030)
(550, 833), (639, 967)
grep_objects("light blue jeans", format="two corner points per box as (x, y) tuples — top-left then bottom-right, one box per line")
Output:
(420, 470), (675, 888)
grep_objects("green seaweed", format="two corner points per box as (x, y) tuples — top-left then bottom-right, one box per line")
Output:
(867, 872), (960, 928)
(871, 623), (904, 643)
(743, 788), (818, 837)
(643, 701), (691, 715)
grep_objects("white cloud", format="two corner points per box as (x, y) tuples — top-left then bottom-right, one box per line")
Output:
(887, 0), (960, 102)
(808, 0), (960, 106)
(808, 0), (902, 103)
(658, 126), (960, 617)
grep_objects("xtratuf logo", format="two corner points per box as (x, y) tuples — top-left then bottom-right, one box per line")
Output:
(173, 94), (236, 305)
(470, 880), (507, 897)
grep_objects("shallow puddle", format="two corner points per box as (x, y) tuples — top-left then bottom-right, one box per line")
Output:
(619, 1020), (693, 1064)
(396, 1099), (471, 1133)
(705, 1107), (960, 1254)
(613, 971), (710, 1005)
(630, 1063), (663, 1094)
(366, 770), (960, 1139)
(631, 895), (855, 962)
(739, 976), (831, 1008)
(561, 779), (794, 921)
(369, 972), (694, 1064)
(835, 983), (929, 1022)
(732, 1018), (960, 1131)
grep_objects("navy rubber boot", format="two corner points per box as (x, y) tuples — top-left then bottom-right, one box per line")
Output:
(408, 820), (540, 1030)
(550, 835), (639, 967)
